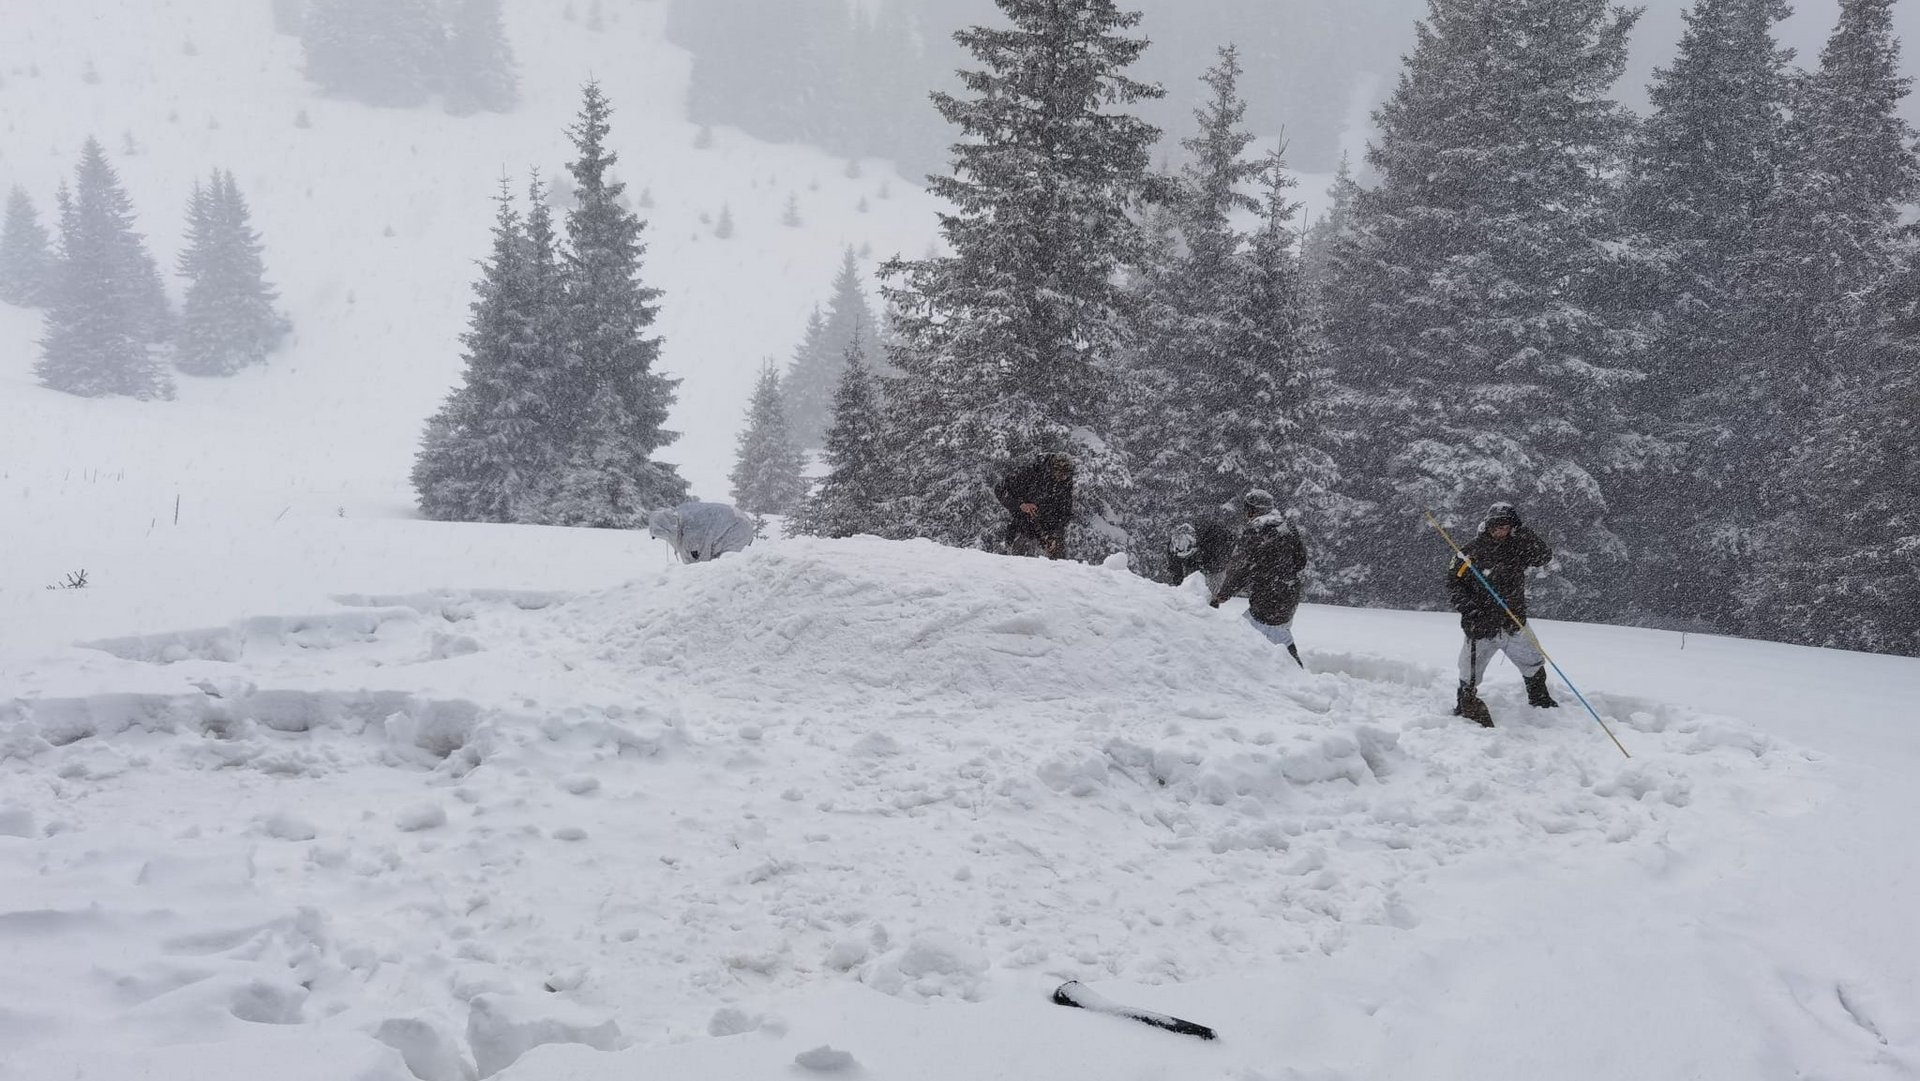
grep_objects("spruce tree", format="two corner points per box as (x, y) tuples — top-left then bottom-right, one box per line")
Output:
(0, 187), (55, 307)
(1614, 0), (1796, 627)
(784, 247), (877, 448)
(1736, 0), (1920, 653)
(1125, 52), (1348, 586)
(1233, 151), (1353, 587)
(879, 0), (1166, 558)
(1732, 0), (1919, 510)
(176, 171), (288, 376)
(790, 334), (890, 538)
(1299, 152), (1356, 301)
(444, 0), (519, 116)
(413, 186), (523, 523)
(1320, 0), (1646, 619)
(519, 173), (570, 481)
(1124, 46), (1265, 566)
(35, 142), (173, 400)
(1749, 0), (1919, 374)
(411, 408), (474, 522)
(69, 139), (174, 345)
(413, 178), (563, 523)
(545, 82), (690, 527)
(729, 361), (809, 515)
(1739, 246), (1920, 657)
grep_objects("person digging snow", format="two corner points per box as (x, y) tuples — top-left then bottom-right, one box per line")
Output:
(991, 453), (1074, 560)
(646, 501), (756, 564)
(1447, 501), (1556, 726)
(1209, 488), (1309, 669)
(1165, 499), (1246, 596)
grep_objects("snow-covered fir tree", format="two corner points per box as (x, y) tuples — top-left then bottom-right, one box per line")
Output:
(1738, 242), (1920, 657)
(1234, 151), (1356, 592)
(1123, 46), (1267, 568)
(1736, 0), (1920, 654)
(784, 246), (876, 449)
(1299, 152), (1356, 301)
(78, 144), (176, 348)
(175, 170), (288, 377)
(412, 178), (564, 522)
(1320, 0), (1647, 619)
(789, 333), (890, 538)
(1613, 0), (1795, 627)
(728, 361), (808, 516)
(0, 187), (55, 307)
(410, 410), (470, 522)
(878, 0), (1166, 559)
(543, 82), (689, 527)
(34, 140), (173, 399)
(443, 0), (518, 116)
(1735, 0), (1919, 542)
(1748, 0), (1919, 380)
(301, 0), (445, 109)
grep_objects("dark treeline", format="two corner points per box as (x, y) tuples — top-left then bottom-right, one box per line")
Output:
(665, 0), (1412, 175)
(768, 0), (1918, 658)
(663, 0), (1920, 177)
(284, 0), (519, 115)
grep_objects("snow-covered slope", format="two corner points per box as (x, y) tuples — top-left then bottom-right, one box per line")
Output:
(0, 0), (940, 512)
(3, 527), (1917, 1080)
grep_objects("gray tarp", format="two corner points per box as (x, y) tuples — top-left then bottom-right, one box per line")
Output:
(646, 502), (756, 563)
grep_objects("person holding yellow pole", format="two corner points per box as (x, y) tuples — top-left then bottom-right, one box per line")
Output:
(1445, 502), (1555, 726)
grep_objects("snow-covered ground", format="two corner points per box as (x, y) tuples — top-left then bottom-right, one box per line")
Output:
(4, 2), (1919, 1079)
(3, 525), (1918, 1081)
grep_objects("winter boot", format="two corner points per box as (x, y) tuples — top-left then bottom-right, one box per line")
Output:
(1453, 682), (1494, 727)
(1287, 644), (1304, 669)
(1524, 670), (1559, 708)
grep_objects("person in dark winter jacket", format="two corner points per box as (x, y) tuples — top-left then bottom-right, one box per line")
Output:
(992, 453), (1074, 559)
(1165, 501), (1245, 594)
(1209, 489), (1309, 668)
(1447, 501), (1556, 726)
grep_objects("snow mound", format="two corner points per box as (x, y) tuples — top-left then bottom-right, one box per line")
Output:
(551, 536), (1299, 710)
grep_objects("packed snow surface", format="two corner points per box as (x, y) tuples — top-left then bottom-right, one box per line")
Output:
(4, 529), (1918, 1080)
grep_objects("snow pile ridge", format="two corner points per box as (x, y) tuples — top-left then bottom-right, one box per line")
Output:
(553, 536), (1299, 709)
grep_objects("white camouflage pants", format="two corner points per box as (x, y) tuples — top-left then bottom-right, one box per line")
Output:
(1459, 629), (1544, 685)
(1245, 610), (1295, 649)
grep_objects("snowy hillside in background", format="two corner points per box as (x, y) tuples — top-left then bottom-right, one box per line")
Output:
(0, 0), (945, 514)
(4, 529), (1919, 1080)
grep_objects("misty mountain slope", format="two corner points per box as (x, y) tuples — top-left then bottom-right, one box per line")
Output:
(0, 0), (941, 519)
